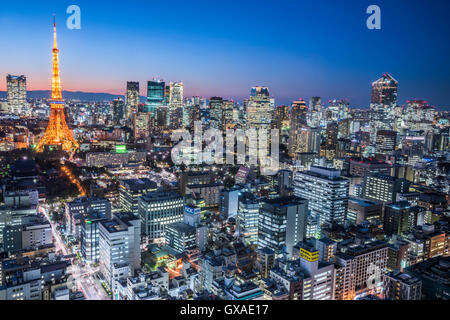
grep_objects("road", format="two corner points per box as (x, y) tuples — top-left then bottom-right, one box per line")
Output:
(39, 204), (110, 300)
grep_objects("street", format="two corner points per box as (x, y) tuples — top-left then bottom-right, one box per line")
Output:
(39, 204), (110, 300)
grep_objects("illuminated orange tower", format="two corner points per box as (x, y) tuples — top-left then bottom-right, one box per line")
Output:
(36, 17), (78, 153)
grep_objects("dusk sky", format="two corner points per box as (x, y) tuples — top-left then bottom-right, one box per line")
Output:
(1, 0), (449, 108)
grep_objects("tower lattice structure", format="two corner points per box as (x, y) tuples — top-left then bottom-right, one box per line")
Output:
(36, 18), (78, 153)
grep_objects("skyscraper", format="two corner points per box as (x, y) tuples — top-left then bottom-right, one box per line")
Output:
(371, 73), (398, 106)
(375, 130), (397, 160)
(236, 192), (259, 245)
(369, 73), (399, 143)
(258, 196), (308, 257)
(133, 112), (152, 143)
(327, 99), (349, 121)
(209, 96), (224, 130)
(126, 81), (140, 121)
(288, 99), (309, 157)
(291, 99), (308, 126)
(246, 86), (273, 130)
(288, 125), (320, 158)
(222, 100), (235, 130)
(307, 97), (322, 127)
(112, 97), (125, 125)
(36, 18), (78, 153)
(145, 79), (165, 118)
(169, 81), (183, 128)
(324, 121), (338, 160)
(272, 105), (290, 132)
(293, 166), (349, 227)
(6, 75), (27, 114)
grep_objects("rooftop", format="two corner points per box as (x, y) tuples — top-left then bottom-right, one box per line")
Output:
(263, 196), (307, 208)
(349, 197), (380, 207)
(141, 191), (183, 202)
(166, 222), (196, 234)
(120, 178), (157, 192)
(386, 271), (421, 285)
(100, 220), (128, 233)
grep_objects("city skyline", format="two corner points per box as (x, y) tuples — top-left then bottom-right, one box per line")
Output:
(1, 0), (450, 108)
(0, 1), (448, 304)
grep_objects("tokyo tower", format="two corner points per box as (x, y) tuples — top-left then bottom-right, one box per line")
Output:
(36, 17), (79, 153)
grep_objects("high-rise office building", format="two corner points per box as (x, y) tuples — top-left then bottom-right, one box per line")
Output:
(272, 105), (290, 132)
(169, 82), (183, 128)
(383, 201), (421, 236)
(404, 100), (436, 132)
(307, 97), (322, 127)
(291, 99), (308, 126)
(258, 196), (308, 257)
(81, 214), (107, 265)
(324, 121), (338, 160)
(126, 81), (140, 121)
(289, 99), (317, 157)
(156, 105), (169, 129)
(145, 79), (165, 117)
(246, 86), (273, 130)
(371, 73), (398, 106)
(362, 174), (410, 204)
(112, 97), (125, 124)
(327, 99), (349, 121)
(277, 169), (292, 195)
(293, 166), (349, 227)
(6, 75), (27, 114)
(65, 197), (112, 240)
(369, 73), (398, 142)
(288, 125), (320, 158)
(209, 97), (224, 130)
(222, 100), (235, 130)
(164, 222), (197, 254)
(236, 192), (260, 245)
(119, 179), (158, 216)
(133, 112), (151, 143)
(220, 187), (240, 218)
(375, 130), (397, 160)
(347, 197), (382, 225)
(99, 212), (141, 291)
(138, 191), (184, 240)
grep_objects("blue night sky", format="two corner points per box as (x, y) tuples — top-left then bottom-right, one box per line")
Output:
(1, 0), (449, 108)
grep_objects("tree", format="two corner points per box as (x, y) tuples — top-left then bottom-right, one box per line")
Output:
(141, 251), (157, 270)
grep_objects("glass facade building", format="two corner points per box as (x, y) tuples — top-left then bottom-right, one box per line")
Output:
(145, 80), (165, 117)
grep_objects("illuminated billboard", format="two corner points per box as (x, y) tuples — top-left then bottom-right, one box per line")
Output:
(115, 145), (127, 154)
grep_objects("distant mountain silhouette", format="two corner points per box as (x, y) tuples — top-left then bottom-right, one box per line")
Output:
(0, 90), (146, 102)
